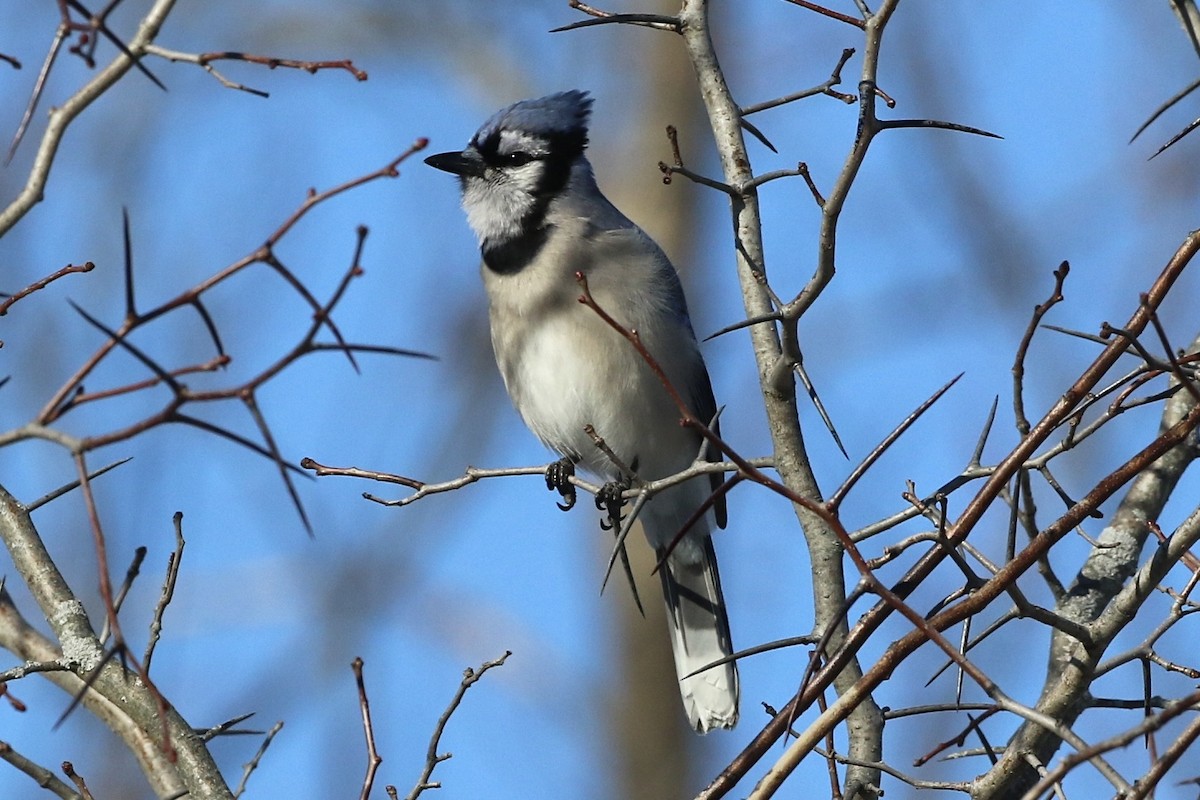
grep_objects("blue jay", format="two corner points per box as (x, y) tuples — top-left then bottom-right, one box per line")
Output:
(425, 90), (738, 732)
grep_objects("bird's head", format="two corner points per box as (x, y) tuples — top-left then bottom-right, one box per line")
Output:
(425, 90), (594, 245)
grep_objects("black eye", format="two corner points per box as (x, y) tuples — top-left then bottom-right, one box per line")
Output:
(503, 151), (534, 167)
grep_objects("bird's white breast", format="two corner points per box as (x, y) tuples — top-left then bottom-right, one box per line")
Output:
(483, 246), (697, 483)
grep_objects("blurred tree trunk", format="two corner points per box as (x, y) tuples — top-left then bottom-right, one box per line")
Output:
(601, 7), (710, 797)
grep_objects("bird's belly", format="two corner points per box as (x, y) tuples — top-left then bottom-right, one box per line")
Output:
(498, 311), (679, 481)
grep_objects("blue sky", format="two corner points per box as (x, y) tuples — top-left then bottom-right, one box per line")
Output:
(2, 2), (1200, 798)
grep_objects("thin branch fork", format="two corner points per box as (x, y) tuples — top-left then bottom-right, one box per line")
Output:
(6, 148), (431, 532)
(698, 226), (1200, 798)
(1018, 689), (1200, 800)
(144, 44), (367, 98)
(571, 272), (1035, 761)
(750, 398), (1200, 797)
(0, 0), (178, 234)
(65, 354), (230, 410)
(741, 48), (859, 116)
(405, 652), (510, 800)
(34, 143), (429, 423)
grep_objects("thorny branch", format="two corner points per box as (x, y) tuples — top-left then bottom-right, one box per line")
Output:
(3, 143), (432, 534)
(0, 9), (439, 797)
(1, 0), (177, 231)
(5, 0), (1181, 797)
(571, 231), (1196, 796)
(3, 0), (369, 202)
(549, 2), (1200, 800)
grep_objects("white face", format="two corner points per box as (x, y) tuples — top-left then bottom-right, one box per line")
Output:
(461, 128), (553, 245)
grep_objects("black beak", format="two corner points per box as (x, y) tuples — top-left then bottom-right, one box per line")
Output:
(424, 149), (485, 178)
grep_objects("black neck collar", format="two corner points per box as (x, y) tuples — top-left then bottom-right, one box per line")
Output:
(482, 224), (551, 275)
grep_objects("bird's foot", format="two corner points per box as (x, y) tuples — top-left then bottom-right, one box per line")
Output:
(546, 457), (577, 511)
(596, 477), (629, 531)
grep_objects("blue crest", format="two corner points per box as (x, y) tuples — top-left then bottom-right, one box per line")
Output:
(472, 90), (593, 148)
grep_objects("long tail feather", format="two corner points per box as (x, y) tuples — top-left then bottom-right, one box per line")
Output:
(658, 536), (739, 733)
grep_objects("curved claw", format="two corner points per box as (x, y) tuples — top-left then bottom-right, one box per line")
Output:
(595, 478), (629, 532)
(546, 457), (577, 512)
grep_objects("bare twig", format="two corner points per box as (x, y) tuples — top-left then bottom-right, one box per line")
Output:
(405, 652), (510, 800)
(0, 262), (95, 316)
(1018, 690), (1200, 800)
(145, 44), (366, 98)
(2, 147), (431, 537)
(61, 761), (95, 800)
(98, 545), (147, 644)
(143, 512), (185, 672)
(1, 0), (177, 234)
(742, 48), (858, 115)
(25, 457), (131, 512)
(780, 0), (865, 28)
(0, 740), (81, 800)
(354, 658), (383, 800)
(233, 721), (284, 798)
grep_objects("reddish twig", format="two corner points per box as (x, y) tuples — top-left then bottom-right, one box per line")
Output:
(780, 0), (865, 28)
(144, 45), (367, 97)
(5, 146), (431, 532)
(0, 262), (95, 316)
(574, 224), (1200, 798)
(200, 51), (366, 80)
